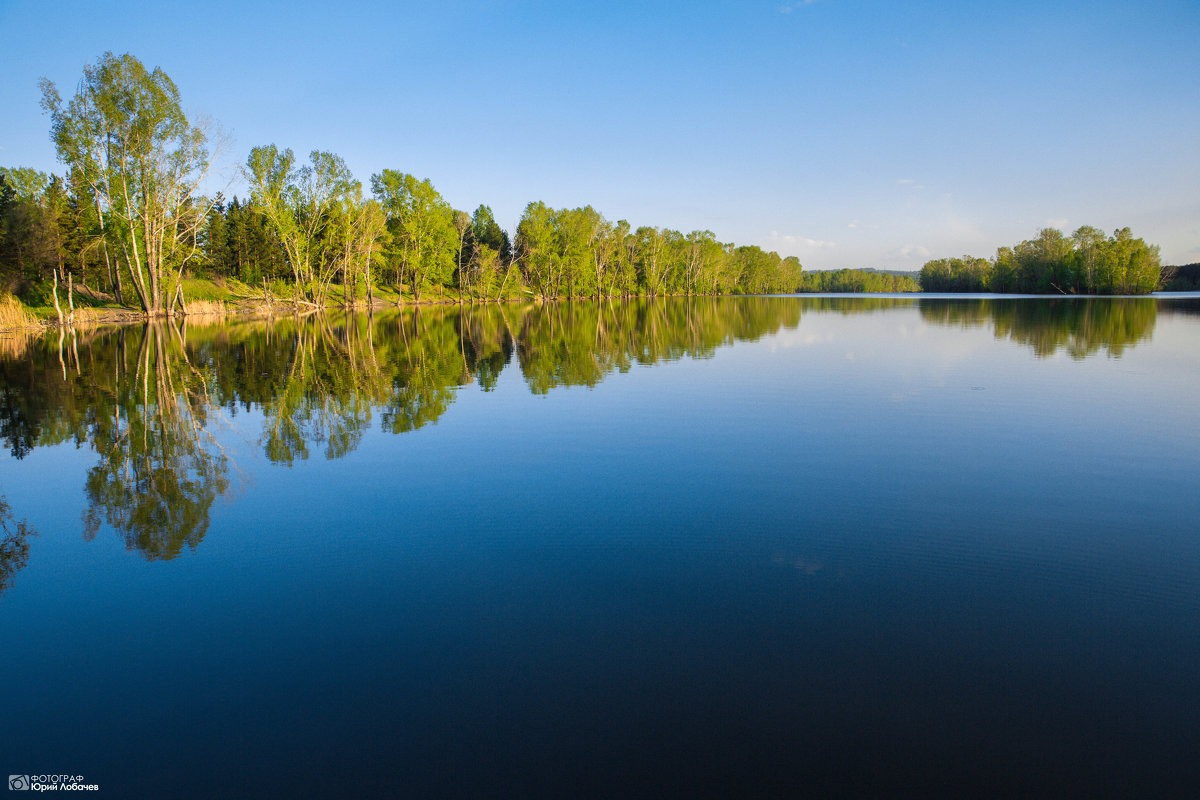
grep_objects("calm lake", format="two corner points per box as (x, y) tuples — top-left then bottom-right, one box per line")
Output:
(2, 295), (1198, 797)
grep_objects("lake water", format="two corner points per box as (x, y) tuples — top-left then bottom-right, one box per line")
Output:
(2, 295), (1198, 797)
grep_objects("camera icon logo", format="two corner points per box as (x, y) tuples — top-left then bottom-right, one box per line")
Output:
(8, 775), (30, 791)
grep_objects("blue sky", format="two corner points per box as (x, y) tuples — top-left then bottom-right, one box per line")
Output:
(2, 0), (1197, 268)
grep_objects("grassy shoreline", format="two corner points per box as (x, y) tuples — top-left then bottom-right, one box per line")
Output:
(1, 277), (524, 331)
(2, 276), (794, 331)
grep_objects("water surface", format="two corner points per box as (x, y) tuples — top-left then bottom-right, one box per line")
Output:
(2, 296), (1198, 797)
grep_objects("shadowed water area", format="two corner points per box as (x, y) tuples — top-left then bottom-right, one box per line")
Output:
(1, 295), (1198, 797)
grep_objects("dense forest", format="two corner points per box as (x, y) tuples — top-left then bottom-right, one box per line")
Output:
(918, 226), (1163, 294)
(0, 52), (924, 320)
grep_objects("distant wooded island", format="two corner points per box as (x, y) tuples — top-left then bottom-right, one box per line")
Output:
(918, 227), (1163, 295)
(0, 52), (1176, 322)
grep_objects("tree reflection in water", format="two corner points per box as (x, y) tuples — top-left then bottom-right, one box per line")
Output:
(6, 295), (1151, 562)
(260, 312), (388, 464)
(0, 495), (36, 597)
(79, 321), (230, 559)
(918, 297), (1156, 359)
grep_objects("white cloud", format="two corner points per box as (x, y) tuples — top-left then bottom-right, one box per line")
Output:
(847, 219), (879, 230)
(1045, 217), (1069, 230)
(896, 178), (917, 185)
(880, 244), (932, 265)
(768, 231), (836, 249)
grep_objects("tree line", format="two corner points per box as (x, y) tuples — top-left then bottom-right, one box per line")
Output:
(795, 268), (918, 293)
(4, 52), (902, 317)
(918, 226), (1163, 294)
(1161, 263), (1200, 291)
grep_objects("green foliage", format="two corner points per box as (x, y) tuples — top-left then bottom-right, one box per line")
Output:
(729, 246), (811, 293)
(515, 201), (558, 298)
(32, 54), (1171, 308)
(0, 167), (70, 289)
(1, 167), (50, 200)
(919, 226), (1162, 295)
(470, 205), (511, 264)
(919, 257), (992, 292)
(371, 170), (456, 302)
(514, 202), (796, 297)
(40, 52), (213, 314)
(199, 195), (287, 285)
(795, 269), (920, 293)
(246, 145), (365, 306)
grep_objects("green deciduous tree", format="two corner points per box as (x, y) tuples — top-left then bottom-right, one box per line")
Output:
(371, 170), (456, 303)
(515, 200), (558, 299)
(919, 256), (992, 292)
(41, 52), (215, 315)
(246, 145), (358, 306)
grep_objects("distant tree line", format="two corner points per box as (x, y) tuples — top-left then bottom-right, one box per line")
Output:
(1161, 263), (1200, 291)
(919, 226), (1162, 295)
(795, 268), (919, 293)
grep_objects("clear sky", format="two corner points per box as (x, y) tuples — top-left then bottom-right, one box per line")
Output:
(2, 0), (1197, 269)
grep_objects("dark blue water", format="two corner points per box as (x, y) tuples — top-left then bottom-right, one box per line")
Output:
(2, 297), (1198, 797)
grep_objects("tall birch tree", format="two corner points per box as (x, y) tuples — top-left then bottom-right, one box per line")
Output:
(41, 52), (214, 315)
